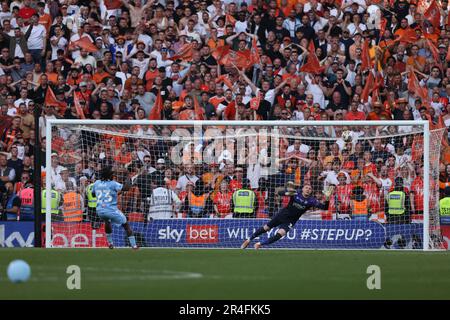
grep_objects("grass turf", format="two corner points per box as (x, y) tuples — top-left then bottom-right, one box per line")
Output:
(0, 248), (449, 300)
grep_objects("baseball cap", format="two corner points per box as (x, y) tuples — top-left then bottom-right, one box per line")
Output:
(439, 44), (446, 49)
(51, 153), (58, 157)
(79, 82), (87, 87)
(157, 158), (165, 164)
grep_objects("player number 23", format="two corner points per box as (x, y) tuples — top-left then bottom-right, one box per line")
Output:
(96, 190), (112, 203)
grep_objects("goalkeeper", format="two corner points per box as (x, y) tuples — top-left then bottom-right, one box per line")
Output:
(241, 182), (334, 249)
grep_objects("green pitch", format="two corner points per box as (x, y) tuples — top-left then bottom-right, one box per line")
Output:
(0, 248), (450, 300)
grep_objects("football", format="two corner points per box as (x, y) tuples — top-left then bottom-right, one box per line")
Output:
(341, 130), (353, 142)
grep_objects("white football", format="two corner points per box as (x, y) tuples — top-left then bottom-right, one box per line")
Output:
(341, 130), (353, 142)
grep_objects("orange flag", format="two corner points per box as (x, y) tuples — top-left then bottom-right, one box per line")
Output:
(211, 45), (230, 61)
(169, 43), (194, 61)
(424, 0), (441, 32)
(361, 72), (375, 103)
(299, 51), (324, 74)
(225, 14), (236, 26)
(395, 28), (418, 44)
(215, 74), (233, 89)
(411, 135), (424, 161)
(250, 37), (260, 65)
(425, 38), (440, 64)
(45, 86), (66, 115)
(148, 90), (163, 120)
(249, 93), (261, 110)
(361, 39), (371, 72)
(73, 92), (86, 119)
(70, 36), (97, 53)
(220, 49), (252, 70)
(407, 69), (428, 101)
(193, 94), (205, 120)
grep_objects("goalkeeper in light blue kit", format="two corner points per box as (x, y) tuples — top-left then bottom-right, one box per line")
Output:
(92, 166), (138, 249)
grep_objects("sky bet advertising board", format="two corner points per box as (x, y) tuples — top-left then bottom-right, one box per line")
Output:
(0, 220), (425, 250)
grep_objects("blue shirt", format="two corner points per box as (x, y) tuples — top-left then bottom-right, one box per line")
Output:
(92, 180), (123, 213)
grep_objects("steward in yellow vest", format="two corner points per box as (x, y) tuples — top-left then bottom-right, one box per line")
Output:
(232, 179), (258, 218)
(86, 182), (100, 228)
(386, 177), (411, 224)
(440, 186), (450, 225)
(41, 188), (62, 221)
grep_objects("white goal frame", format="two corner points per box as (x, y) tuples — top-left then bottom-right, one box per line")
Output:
(45, 119), (432, 250)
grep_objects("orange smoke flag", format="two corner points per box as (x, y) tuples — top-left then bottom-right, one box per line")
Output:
(215, 74), (233, 89)
(225, 14), (236, 26)
(424, 0), (441, 32)
(148, 90), (163, 120)
(361, 72), (374, 103)
(169, 43), (194, 61)
(193, 94), (205, 120)
(249, 93), (261, 110)
(361, 40), (372, 72)
(299, 51), (325, 74)
(73, 93), (86, 119)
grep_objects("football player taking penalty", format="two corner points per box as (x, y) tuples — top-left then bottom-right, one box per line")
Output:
(241, 182), (334, 249)
(92, 166), (138, 249)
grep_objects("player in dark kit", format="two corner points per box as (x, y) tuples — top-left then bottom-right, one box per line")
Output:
(241, 182), (334, 249)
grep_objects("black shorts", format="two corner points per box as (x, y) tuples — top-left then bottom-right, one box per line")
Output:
(267, 208), (297, 232)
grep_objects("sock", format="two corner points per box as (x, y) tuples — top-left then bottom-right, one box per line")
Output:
(261, 233), (282, 246)
(250, 227), (267, 240)
(106, 233), (113, 245)
(128, 236), (137, 247)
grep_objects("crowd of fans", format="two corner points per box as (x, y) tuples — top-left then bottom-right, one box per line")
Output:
(0, 0), (449, 222)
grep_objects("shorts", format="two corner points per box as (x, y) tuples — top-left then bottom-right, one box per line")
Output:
(267, 208), (296, 233)
(97, 209), (127, 225)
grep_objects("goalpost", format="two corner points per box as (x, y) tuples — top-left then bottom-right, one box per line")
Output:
(44, 120), (445, 250)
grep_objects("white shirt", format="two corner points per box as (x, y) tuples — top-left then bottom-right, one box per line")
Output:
(176, 174), (199, 191)
(148, 187), (181, 219)
(347, 23), (367, 35)
(26, 24), (46, 50)
(50, 36), (68, 60)
(379, 177), (393, 198)
(14, 98), (32, 108)
(74, 54), (97, 68)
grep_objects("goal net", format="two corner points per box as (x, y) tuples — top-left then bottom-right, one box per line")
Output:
(44, 120), (445, 250)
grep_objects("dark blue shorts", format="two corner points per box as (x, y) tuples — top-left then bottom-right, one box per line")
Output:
(267, 208), (296, 232)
